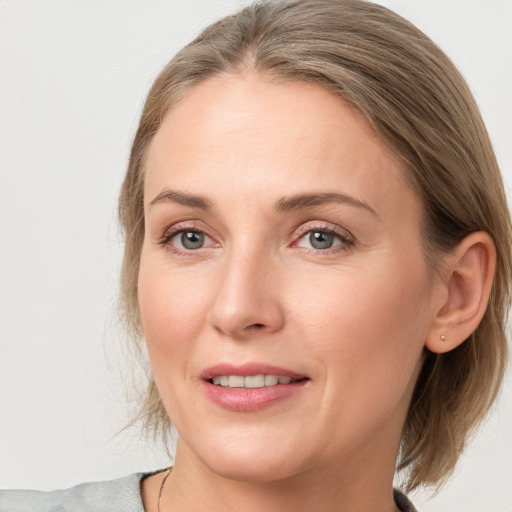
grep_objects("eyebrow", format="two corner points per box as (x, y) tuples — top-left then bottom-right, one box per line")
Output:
(150, 189), (213, 210)
(149, 189), (377, 217)
(275, 192), (378, 217)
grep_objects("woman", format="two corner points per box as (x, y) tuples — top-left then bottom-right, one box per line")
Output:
(1, 1), (510, 511)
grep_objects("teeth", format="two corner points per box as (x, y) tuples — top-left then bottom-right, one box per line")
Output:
(228, 375), (245, 388)
(264, 375), (278, 386)
(245, 375), (265, 388)
(210, 374), (300, 388)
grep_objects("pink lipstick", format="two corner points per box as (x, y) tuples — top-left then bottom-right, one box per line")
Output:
(201, 362), (309, 412)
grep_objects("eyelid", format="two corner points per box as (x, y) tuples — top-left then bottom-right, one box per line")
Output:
(158, 220), (219, 251)
(291, 221), (355, 252)
(294, 221), (353, 239)
(156, 219), (355, 255)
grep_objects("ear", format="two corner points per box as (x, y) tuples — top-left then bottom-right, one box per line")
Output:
(426, 232), (496, 354)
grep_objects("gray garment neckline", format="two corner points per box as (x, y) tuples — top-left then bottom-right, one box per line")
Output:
(0, 471), (418, 512)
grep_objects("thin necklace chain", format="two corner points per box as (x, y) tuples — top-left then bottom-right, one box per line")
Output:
(156, 467), (404, 511)
(157, 468), (172, 512)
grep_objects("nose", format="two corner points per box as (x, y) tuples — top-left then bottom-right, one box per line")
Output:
(207, 246), (285, 339)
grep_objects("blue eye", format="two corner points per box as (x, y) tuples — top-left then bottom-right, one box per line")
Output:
(307, 231), (337, 250)
(168, 230), (213, 251)
(173, 231), (205, 250)
(158, 222), (219, 255)
(295, 227), (352, 252)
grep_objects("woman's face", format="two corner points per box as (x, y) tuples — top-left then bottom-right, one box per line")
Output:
(139, 74), (442, 482)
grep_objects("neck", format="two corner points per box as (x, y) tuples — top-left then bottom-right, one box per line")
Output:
(159, 439), (401, 512)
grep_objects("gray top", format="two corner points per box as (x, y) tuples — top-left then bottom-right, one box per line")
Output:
(0, 472), (418, 511)
(0, 473), (145, 512)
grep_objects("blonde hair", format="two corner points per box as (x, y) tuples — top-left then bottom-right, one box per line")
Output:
(118, 0), (512, 491)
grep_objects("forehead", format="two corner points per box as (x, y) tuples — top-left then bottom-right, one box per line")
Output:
(144, 73), (419, 223)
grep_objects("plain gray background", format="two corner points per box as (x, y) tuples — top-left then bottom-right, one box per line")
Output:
(1, 1), (511, 511)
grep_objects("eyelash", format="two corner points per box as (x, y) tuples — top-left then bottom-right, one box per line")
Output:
(158, 222), (215, 256)
(158, 222), (355, 256)
(292, 223), (355, 254)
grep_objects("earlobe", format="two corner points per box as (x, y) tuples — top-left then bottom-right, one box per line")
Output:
(426, 232), (496, 354)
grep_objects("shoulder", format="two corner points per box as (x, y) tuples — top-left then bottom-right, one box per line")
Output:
(0, 473), (146, 512)
(1, 474), (417, 512)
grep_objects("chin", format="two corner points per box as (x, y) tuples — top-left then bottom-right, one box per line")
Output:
(187, 433), (310, 484)
(205, 454), (302, 483)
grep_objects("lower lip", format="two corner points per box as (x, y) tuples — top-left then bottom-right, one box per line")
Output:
(202, 380), (308, 411)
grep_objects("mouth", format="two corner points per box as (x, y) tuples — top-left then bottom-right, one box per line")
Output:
(209, 374), (306, 388)
(201, 363), (310, 411)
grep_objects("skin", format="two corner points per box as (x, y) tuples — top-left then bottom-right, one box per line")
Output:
(137, 73), (492, 512)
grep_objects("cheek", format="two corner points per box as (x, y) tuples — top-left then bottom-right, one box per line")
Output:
(137, 254), (216, 427)
(289, 263), (431, 451)
(290, 260), (430, 389)
(138, 254), (210, 361)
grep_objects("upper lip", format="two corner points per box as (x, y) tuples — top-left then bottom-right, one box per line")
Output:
(201, 362), (308, 381)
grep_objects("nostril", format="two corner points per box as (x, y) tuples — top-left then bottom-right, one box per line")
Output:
(252, 323), (264, 329)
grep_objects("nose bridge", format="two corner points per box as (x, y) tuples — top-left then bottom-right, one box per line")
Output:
(208, 236), (284, 338)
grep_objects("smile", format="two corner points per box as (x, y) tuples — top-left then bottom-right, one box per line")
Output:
(210, 375), (303, 388)
(202, 363), (309, 411)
